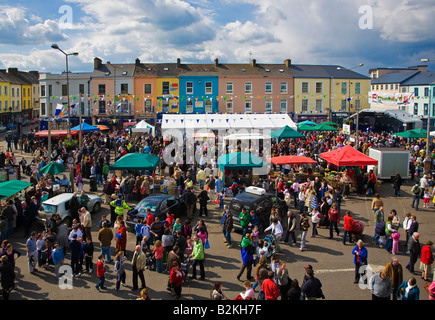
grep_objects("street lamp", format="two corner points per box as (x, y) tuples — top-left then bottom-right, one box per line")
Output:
(51, 44), (79, 140)
(337, 63), (364, 144)
(421, 59), (434, 159)
(51, 44), (78, 192)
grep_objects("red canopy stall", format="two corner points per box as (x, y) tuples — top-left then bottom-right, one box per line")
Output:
(270, 155), (316, 165)
(35, 130), (80, 138)
(320, 145), (378, 167)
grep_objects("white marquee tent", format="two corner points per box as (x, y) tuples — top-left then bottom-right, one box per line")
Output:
(161, 113), (297, 131)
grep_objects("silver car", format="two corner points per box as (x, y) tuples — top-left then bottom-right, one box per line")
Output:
(36, 193), (102, 227)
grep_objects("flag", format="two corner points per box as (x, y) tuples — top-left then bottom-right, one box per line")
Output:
(116, 103), (122, 110)
(71, 103), (76, 109)
(55, 103), (64, 117)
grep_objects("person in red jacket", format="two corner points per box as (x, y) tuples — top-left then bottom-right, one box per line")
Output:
(116, 221), (127, 255)
(261, 271), (280, 300)
(95, 255), (107, 291)
(420, 240), (434, 281)
(342, 211), (355, 245)
(328, 203), (340, 239)
(169, 261), (184, 300)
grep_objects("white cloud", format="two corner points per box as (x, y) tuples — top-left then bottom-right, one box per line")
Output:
(0, 6), (67, 45)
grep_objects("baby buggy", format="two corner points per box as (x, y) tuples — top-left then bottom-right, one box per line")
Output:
(351, 221), (364, 241)
(145, 252), (156, 271)
(263, 235), (277, 257)
(181, 258), (192, 283)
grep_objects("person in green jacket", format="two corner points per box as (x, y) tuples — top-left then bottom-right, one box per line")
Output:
(239, 208), (251, 239)
(110, 194), (131, 219)
(102, 164), (110, 182)
(189, 235), (205, 280)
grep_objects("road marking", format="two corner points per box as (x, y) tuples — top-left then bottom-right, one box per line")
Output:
(315, 264), (385, 274)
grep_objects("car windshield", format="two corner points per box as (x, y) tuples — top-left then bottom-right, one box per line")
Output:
(135, 199), (160, 214)
(43, 204), (58, 214)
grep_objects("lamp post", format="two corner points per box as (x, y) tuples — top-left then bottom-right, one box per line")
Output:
(422, 59), (435, 158)
(51, 44), (79, 140)
(337, 63), (364, 144)
(51, 44), (78, 192)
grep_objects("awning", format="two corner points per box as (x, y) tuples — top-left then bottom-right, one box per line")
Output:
(0, 180), (32, 199)
(271, 125), (304, 139)
(320, 145), (378, 167)
(34, 130), (79, 138)
(109, 153), (160, 171)
(71, 122), (100, 133)
(270, 155), (316, 165)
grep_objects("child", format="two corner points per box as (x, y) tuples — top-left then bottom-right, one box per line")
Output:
(95, 255), (107, 291)
(219, 190), (225, 209)
(185, 238), (193, 257)
(391, 231), (401, 255)
(36, 233), (45, 268)
(182, 220), (192, 240)
(423, 187), (431, 208)
(251, 225), (259, 247)
(135, 219), (144, 246)
(153, 240), (165, 273)
(83, 238), (94, 273)
(114, 250), (127, 291)
(173, 218), (182, 235)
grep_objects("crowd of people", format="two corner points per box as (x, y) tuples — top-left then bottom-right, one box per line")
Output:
(0, 123), (434, 301)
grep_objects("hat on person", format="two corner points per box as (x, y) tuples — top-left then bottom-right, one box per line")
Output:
(304, 264), (313, 270)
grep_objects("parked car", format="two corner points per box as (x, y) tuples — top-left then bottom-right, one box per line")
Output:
(35, 193), (103, 227)
(0, 125), (6, 132)
(126, 195), (184, 230)
(6, 123), (16, 130)
(22, 119), (31, 126)
(230, 186), (288, 233)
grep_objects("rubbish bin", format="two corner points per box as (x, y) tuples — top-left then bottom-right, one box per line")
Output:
(90, 175), (98, 192)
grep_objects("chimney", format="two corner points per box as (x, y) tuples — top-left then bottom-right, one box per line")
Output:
(284, 59), (291, 68)
(214, 58), (219, 67)
(177, 58), (181, 68)
(251, 59), (256, 67)
(417, 65), (428, 72)
(8, 67), (18, 74)
(94, 57), (102, 70)
(135, 58), (141, 66)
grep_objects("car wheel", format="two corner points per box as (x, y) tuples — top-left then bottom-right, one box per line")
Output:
(92, 202), (101, 214)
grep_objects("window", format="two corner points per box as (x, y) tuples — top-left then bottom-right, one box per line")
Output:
(186, 99), (193, 113)
(424, 103), (428, 116)
(16, 88), (19, 97)
(395, 84), (399, 90)
(380, 85), (384, 90)
(245, 82), (252, 94)
(80, 102), (85, 115)
(280, 100), (287, 113)
(4, 86), (7, 96)
(425, 87), (429, 97)
(280, 82), (288, 94)
(4, 100), (7, 109)
(0, 101), (2, 110)
(162, 82), (170, 95)
(301, 99), (308, 112)
(315, 82), (323, 94)
(144, 99), (153, 113)
(205, 82), (212, 94)
(265, 82), (272, 94)
(41, 103), (46, 116)
(28, 88), (30, 97)
(414, 87), (419, 97)
(41, 85), (46, 97)
(265, 100), (272, 113)
(226, 101), (233, 113)
(79, 84), (85, 95)
(245, 100), (252, 113)
(315, 99), (322, 113)
(433, 104), (435, 117)
(341, 82), (347, 95)
(23, 88), (26, 97)
(97, 84), (106, 96)
(226, 82), (233, 94)
(355, 99), (361, 110)
(186, 81), (193, 94)
(48, 85), (52, 97)
(301, 82), (309, 93)
(120, 83), (128, 94)
(11, 88), (14, 97)
(341, 99), (347, 111)
(413, 103), (418, 115)
(205, 99), (212, 113)
(98, 100), (106, 114)
(62, 85), (68, 96)
(144, 84), (152, 94)
(355, 82), (361, 95)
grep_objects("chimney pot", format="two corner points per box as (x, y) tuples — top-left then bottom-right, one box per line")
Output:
(214, 58), (219, 67)
(251, 59), (256, 67)
(284, 59), (291, 68)
(177, 58), (181, 68)
(94, 57), (102, 70)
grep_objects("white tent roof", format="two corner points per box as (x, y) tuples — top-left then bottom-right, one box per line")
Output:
(161, 113), (297, 131)
(223, 133), (271, 141)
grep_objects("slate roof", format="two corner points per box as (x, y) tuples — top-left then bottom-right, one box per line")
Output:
(290, 64), (369, 79)
(401, 71), (435, 86)
(371, 71), (420, 84)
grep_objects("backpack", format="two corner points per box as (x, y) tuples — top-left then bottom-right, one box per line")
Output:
(375, 221), (386, 236)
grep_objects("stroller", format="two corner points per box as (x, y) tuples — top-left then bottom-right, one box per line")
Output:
(263, 235), (277, 257)
(351, 221), (364, 241)
(181, 258), (192, 283)
(145, 252), (156, 271)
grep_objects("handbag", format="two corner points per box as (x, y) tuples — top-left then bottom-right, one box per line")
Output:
(205, 238), (210, 249)
(140, 187), (147, 195)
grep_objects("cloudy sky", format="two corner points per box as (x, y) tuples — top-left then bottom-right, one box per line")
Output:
(0, 0), (434, 75)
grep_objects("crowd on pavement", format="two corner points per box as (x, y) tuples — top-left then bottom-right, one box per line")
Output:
(0, 124), (434, 301)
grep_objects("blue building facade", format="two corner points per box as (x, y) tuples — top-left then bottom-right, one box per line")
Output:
(179, 75), (219, 114)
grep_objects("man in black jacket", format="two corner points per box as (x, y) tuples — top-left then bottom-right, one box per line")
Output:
(69, 234), (82, 278)
(301, 268), (324, 300)
(182, 187), (197, 220)
(197, 186), (209, 217)
(406, 232), (421, 274)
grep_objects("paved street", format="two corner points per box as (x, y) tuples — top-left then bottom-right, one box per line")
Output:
(2, 140), (435, 301)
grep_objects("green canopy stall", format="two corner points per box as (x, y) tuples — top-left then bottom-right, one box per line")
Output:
(217, 152), (264, 187)
(109, 153), (160, 171)
(270, 125), (304, 139)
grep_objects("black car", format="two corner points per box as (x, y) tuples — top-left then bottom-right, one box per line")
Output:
(126, 195), (184, 230)
(230, 188), (288, 233)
